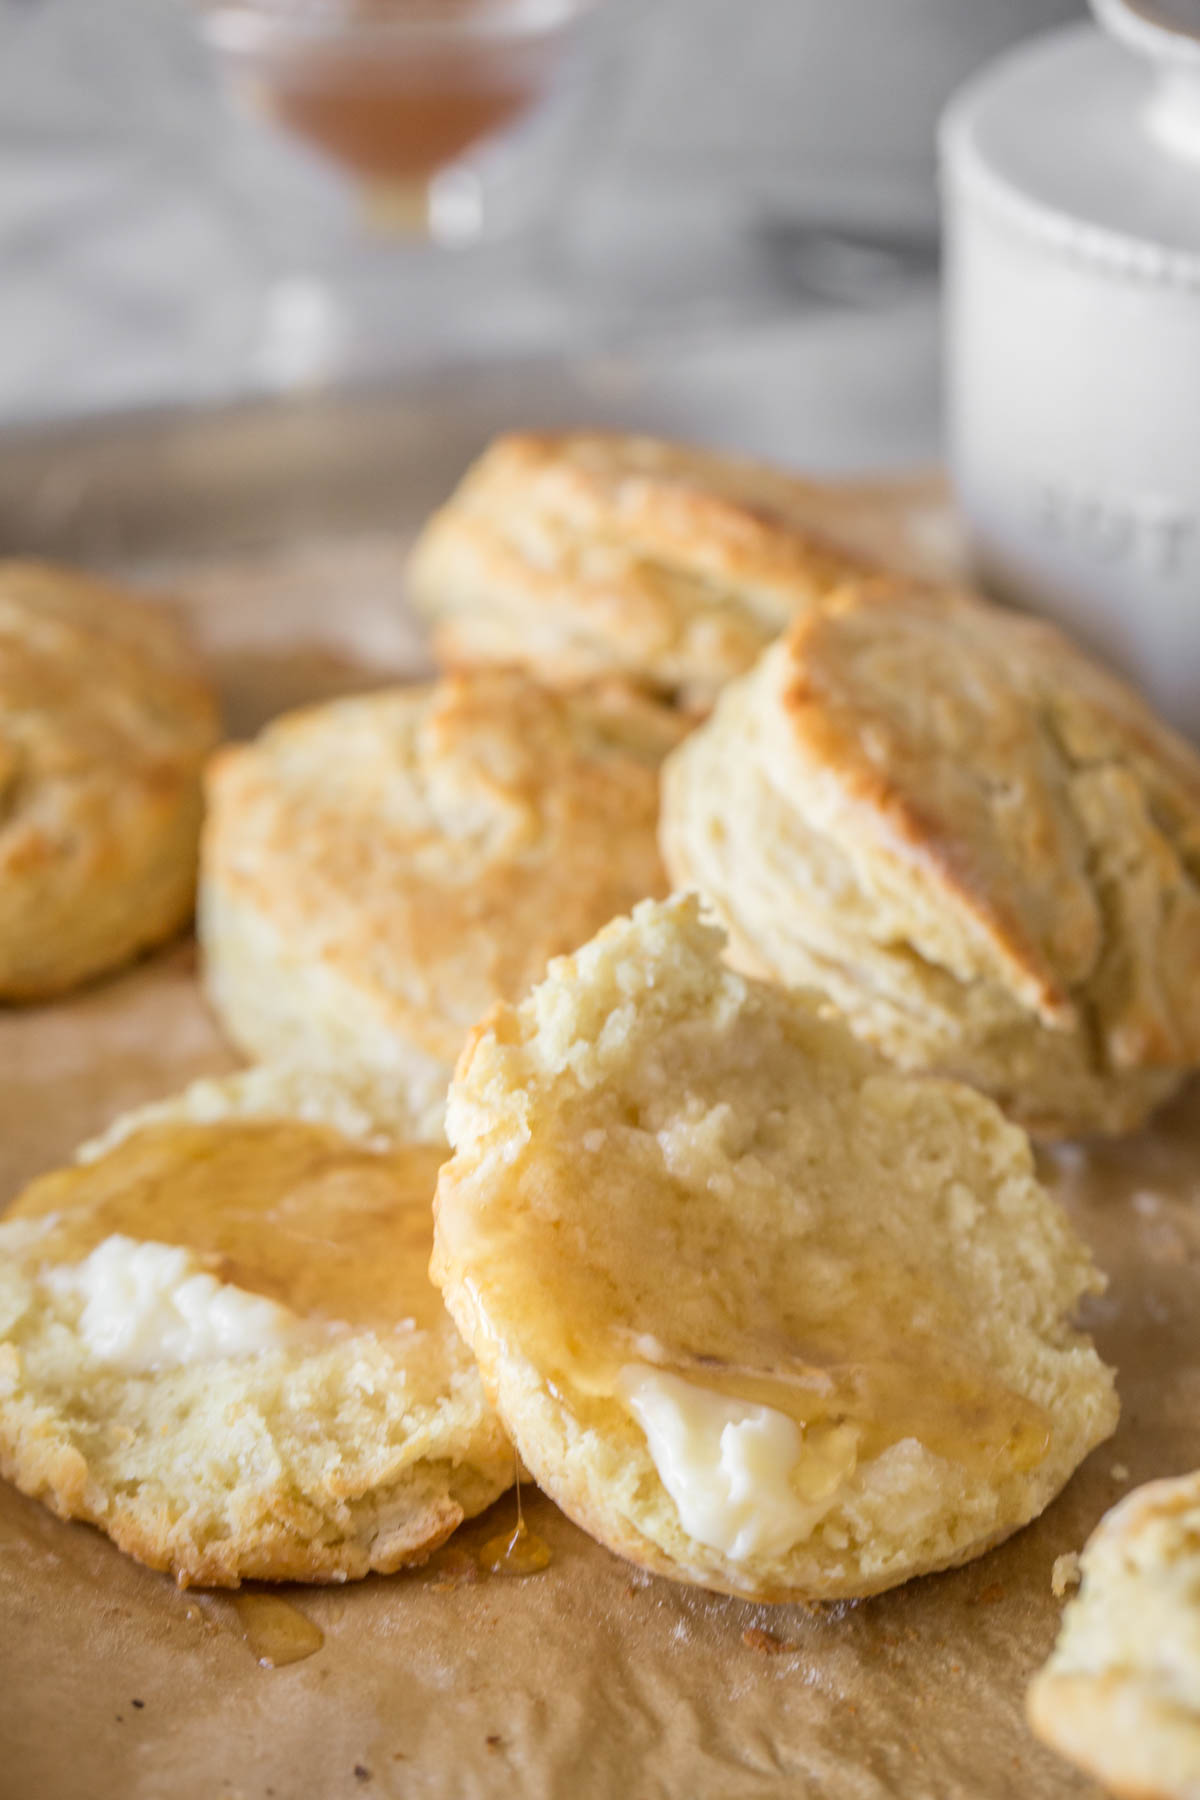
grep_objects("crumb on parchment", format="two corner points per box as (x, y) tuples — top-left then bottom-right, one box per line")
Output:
(1052, 1552), (1082, 1599)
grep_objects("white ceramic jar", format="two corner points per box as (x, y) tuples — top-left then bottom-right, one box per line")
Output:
(940, 0), (1200, 738)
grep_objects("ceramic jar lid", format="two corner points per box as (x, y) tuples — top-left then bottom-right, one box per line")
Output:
(940, 0), (1200, 740)
(944, 0), (1200, 275)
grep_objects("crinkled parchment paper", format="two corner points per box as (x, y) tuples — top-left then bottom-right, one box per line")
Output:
(0, 482), (1196, 1800)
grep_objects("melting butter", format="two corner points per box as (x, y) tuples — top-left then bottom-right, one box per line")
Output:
(47, 1234), (301, 1372)
(619, 1364), (858, 1560)
(608, 1342), (1052, 1482)
(11, 1121), (448, 1337)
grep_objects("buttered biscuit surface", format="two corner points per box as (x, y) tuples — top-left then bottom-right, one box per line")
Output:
(0, 560), (219, 999)
(432, 897), (1118, 1603)
(0, 1065), (510, 1585)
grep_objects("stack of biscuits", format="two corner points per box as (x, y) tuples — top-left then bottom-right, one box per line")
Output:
(1, 431), (1198, 1798)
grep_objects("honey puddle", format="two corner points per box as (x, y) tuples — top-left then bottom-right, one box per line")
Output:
(231, 1592), (325, 1669)
(477, 1466), (552, 1578)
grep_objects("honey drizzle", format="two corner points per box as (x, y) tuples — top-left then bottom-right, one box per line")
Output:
(230, 1592), (325, 1669)
(10, 1121), (448, 1336)
(447, 1203), (1057, 1486)
(615, 1346), (1053, 1480)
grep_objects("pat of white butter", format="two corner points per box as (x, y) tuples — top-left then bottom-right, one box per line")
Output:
(47, 1234), (301, 1373)
(618, 1364), (854, 1562)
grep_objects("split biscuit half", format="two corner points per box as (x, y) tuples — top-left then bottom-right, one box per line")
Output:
(0, 1064), (511, 1586)
(432, 896), (1118, 1604)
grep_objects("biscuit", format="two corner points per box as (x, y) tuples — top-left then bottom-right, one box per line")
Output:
(200, 670), (683, 1136)
(0, 1063), (512, 1586)
(660, 578), (1200, 1137)
(1028, 1470), (1200, 1800)
(406, 432), (880, 709)
(432, 895), (1118, 1604)
(0, 561), (219, 999)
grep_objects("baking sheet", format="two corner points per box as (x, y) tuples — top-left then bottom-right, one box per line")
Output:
(0, 388), (1195, 1800)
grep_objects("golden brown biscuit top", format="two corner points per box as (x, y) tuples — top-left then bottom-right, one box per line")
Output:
(773, 580), (1200, 1065)
(204, 669), (684, 1064)
(408, 432), (878, 703)
(0, 560), (219, 841)
(448, 431), (874, 585)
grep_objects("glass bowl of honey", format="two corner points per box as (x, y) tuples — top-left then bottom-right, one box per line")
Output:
(195, 0), (619, 246)
(191, 0), (636, 383)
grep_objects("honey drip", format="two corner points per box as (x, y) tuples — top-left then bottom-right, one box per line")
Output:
(231, 1592), (325, 1669)
(477, 1463), (552, 1577)
(11, 1121), (448, 1335)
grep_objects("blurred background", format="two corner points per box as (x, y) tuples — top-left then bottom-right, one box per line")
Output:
(2, 0), (1083, 464)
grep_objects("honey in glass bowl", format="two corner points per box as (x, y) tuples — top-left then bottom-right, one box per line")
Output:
(197, 0), (606, 230)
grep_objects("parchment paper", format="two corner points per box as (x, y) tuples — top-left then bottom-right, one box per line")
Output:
(1, 485), (1196, 1800)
